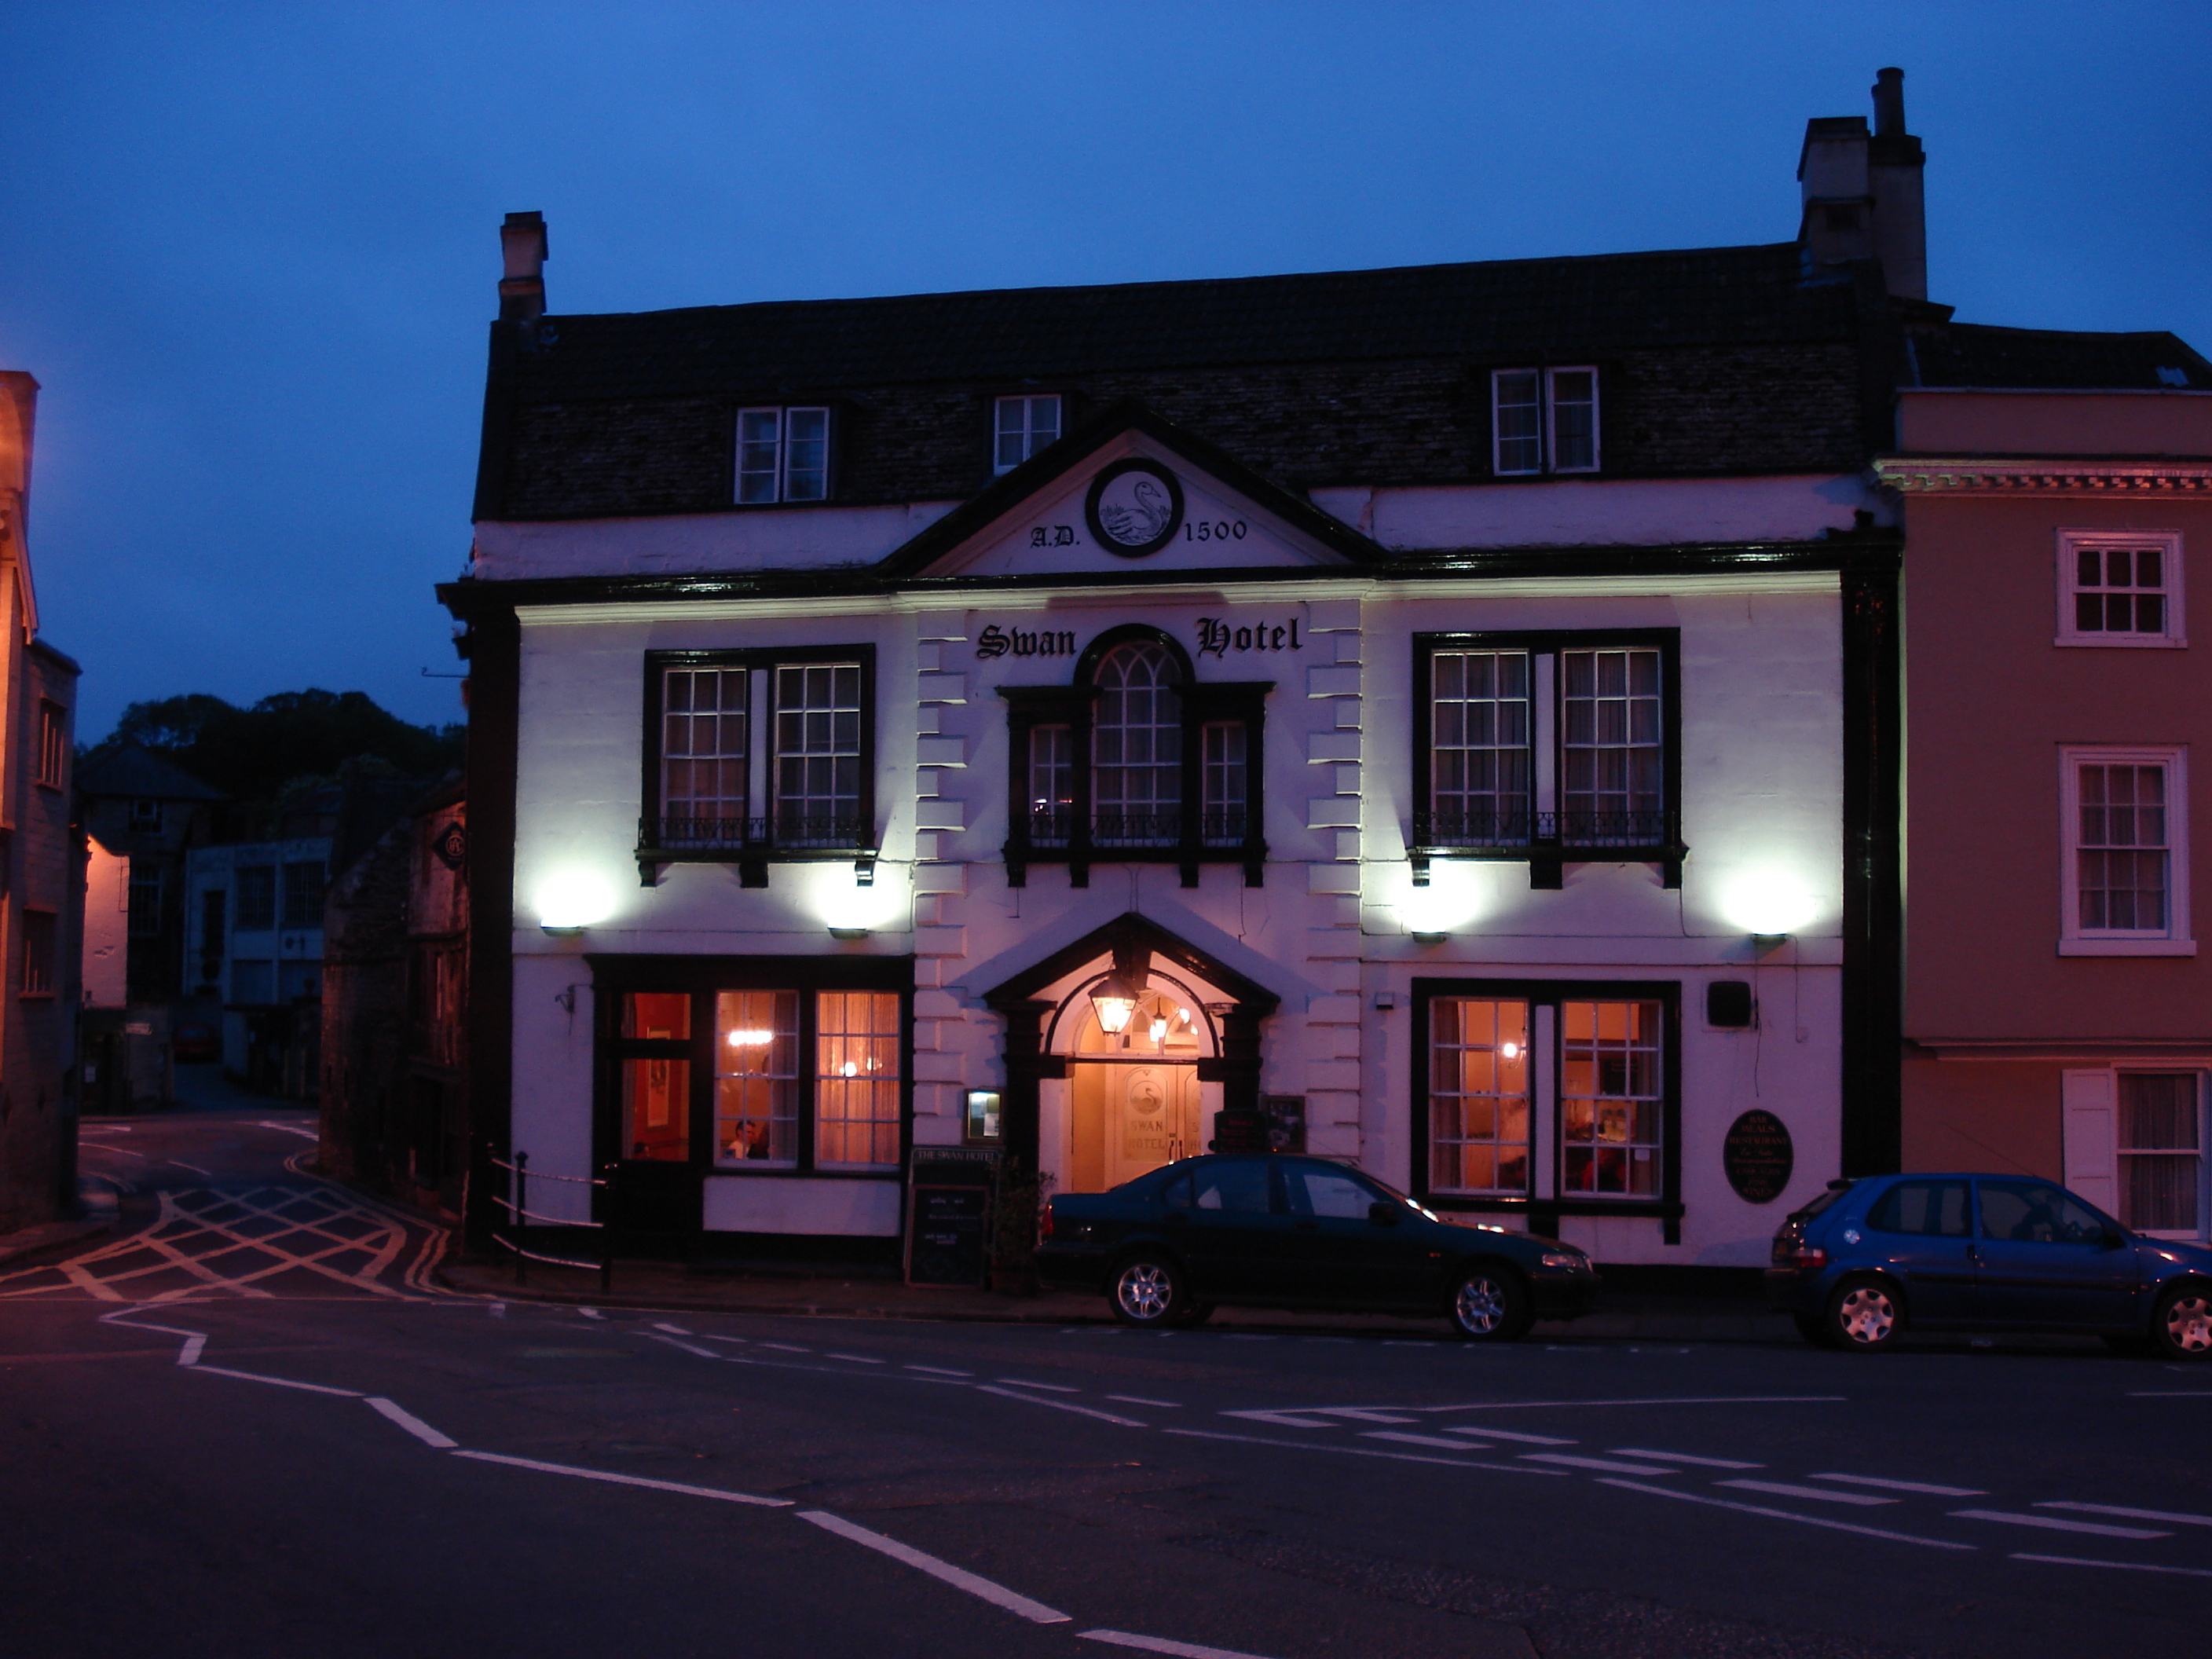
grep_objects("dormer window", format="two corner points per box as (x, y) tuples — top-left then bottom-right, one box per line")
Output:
(1492, 368), (1599, 476)
(994, 394), (1062, 474)
(736, 407), (831, 504)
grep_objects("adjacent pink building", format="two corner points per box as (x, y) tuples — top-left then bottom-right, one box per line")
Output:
(1884, 379), (2212, 1242)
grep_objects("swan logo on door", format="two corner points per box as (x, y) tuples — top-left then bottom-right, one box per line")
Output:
(1123, 1068), (1170, 1161)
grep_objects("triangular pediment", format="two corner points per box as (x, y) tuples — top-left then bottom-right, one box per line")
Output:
(882, 402), (1382, 580)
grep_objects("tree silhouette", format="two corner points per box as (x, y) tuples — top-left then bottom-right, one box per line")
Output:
(102, 689), (460, 804)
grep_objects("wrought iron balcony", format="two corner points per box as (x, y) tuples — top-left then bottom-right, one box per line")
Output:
(1412, 806), (1674, 851)
(643, 813), (871, 852)
(1026, 807), (1248, 850)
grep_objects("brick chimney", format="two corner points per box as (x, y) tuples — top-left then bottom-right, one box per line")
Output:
(498, 211), (548, 323)
(1866, 68), (1927, 302)
(1798, 68), (1926, 300)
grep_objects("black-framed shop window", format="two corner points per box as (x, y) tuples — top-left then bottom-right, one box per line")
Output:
(639, 646), (877, 887)
(997, 623), (1269, 889)
(591, 953), (914, 1180)
(1412, 628), (1683, 889)
(1412, 977), (1683, 1241)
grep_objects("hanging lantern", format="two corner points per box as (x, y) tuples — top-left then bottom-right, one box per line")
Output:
(1090, 972), (1139, 1035)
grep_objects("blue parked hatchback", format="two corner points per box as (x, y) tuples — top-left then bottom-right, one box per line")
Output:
(1767, 1172), (2212, 1357)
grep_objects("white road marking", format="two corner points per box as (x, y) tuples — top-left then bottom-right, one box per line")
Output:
(1166, 1427), (1566, 1476)
(188, 1365), (364, 1397)
(1106, 1395), (1183, 1408)
(2036, 1500), (2212, 1529)
(697, 1332), (748, 1345)
(797, 1510), (1069, 1624)
(1441, 1426), (1576, 1445)
(255, 1121), (319, 1139)
(1223, 1335), (1275, 1341)
(1809, 1473), (1985, 1496)
(976, 1386), (1146, 1426)
(1948, 1509), (2170, 1540)
(166, 1160), (211, 1177)
(994, 1378), (1079, 1393)
(652, 1321), (691, 1335)
(83, 1144), (146, 1159)
(826, 1353), (886, 1364)
(905, 1364), (971, 1376)
(576, 1308), (604, 1320)
(489, 1302), (507, 1318)
(646, 1332), (723, 1360)
(1718, 1479), (1896, 1507)
(1081, 1628), (1284, 1657)
(178, 1335), (206, 1366)
(1596, 1479), (1976, 1551)
(1423, 1394), (1848, 1414)
(1326, 1408), (1422, 1423)
(1607, 1448), (1760, 1469)
(366, 1397), (458, 1448)
(455, 1450), (791, 1507)
(759, 1342), (810, 1353)
(1364, 1431), (1511, 1452)
(2011, 1551), (2212, 1579)
(1219, 1409), (1338, 1428)
(1522, 1453), (1684, 1476)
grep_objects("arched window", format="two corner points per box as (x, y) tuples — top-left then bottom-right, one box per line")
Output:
(1002, 627), (1269, 888)
(1090, 642), (1181, 846)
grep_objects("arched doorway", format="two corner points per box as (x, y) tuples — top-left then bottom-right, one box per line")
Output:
(1053, 972), (1218, 1192)
(982, 911), (1280, 1200)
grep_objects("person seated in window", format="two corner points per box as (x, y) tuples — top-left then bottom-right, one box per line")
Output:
(727, 1120), (771, 1160)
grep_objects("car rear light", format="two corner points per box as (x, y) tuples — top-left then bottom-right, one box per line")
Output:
(1785, 1246), (1826, 1271)
(1038, 1200), (1055, 1242)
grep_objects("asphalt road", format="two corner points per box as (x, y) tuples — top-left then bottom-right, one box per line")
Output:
(4, 1109), (2208, 1659)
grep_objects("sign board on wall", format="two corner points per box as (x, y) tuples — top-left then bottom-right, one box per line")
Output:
(1721, 1110), (1794, 1203)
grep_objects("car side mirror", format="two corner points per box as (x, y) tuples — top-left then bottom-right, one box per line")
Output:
(1369, 1201), (1401, 1226)
(2102, 1227), (2129, 1250)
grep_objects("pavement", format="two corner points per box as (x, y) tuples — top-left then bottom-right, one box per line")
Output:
(435, 1253), (1802, 1343)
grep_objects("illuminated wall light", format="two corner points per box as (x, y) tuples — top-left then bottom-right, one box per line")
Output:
(537, 869), (617, 936)
(1397, 861), (1486, 939)
(726, 1029), (774, 1047)
(1722, 871), (1820, 938)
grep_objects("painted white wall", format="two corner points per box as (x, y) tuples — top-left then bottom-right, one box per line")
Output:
(702, 1177), (900, 1236)
(507, 558), (1847, 1263)
(474, 501), (961, 580)
(1308, 474), (1887, 551)
(82, 839), (129, 1009)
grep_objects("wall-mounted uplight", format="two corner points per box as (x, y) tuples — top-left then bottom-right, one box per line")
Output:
(537, 869), (616, 937)
(1410, 930), (1448, 945)
(1723, 872), (1818, 939)
(828, 925), (871, 941)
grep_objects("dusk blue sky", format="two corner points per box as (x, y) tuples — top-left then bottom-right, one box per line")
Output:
(5, 3), (2207, 743)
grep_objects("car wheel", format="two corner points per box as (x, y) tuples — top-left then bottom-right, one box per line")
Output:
(2152, 1283), (2212, 1360)
(1825, 1275), (1903, 1352)
(1792, 1311), (1835, 1350)
(1109, 1254), (1187, 1328)
(1448, 1265), (1532, 1341)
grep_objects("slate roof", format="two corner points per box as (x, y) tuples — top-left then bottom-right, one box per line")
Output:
(504, 242), (1866, 402)
(76, 741), (226, 801)
(1906, 323), (2212, 390)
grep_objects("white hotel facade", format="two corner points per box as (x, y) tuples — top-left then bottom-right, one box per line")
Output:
(449, 101), (1925, 1269)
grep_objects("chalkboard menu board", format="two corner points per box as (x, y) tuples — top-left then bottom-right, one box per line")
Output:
(1722, 1109), (1794, 1203)
(906, 1148), (998, 1288)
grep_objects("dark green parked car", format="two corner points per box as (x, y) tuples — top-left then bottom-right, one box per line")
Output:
(1034, 1152), (1601, 1339)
